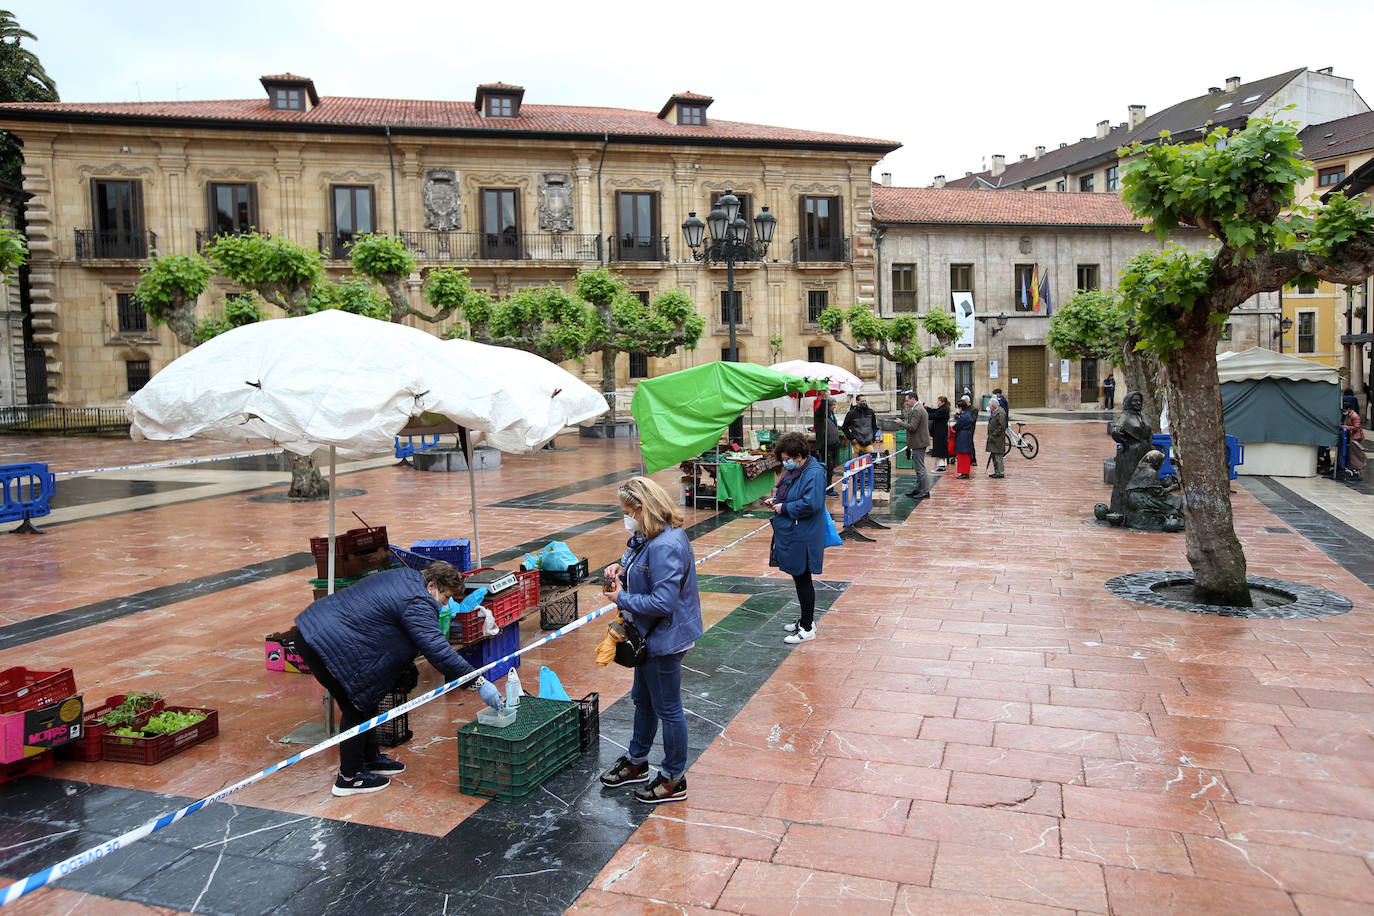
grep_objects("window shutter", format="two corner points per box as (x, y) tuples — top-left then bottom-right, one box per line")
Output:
(831, 196), (843, 240)
(130, 180), (145, 234)
(247, 183), (259, 230)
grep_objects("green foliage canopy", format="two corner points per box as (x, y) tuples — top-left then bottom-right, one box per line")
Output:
(1045, 288), (1129, 362)
(0, 225), (26, 276)
(819, 303), (958, 373)
(193, 293), (268, 344)
(205, 232), (322, 315)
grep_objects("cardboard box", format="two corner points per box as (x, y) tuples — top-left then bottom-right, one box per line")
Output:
(265, 634), (312, 674)
(1, 694), (84, 763)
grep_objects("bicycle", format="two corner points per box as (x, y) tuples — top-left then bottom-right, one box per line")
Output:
(1007, 422), (1039, 459)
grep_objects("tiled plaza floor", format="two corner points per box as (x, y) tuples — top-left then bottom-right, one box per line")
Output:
(1, 415), (1372, 914)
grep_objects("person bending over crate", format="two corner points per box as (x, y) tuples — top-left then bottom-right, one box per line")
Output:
(291, 561), (504, 796)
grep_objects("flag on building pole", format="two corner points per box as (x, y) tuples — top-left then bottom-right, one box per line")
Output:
(1037, 267), (1054, 316)
(1031, 265), (1044, 313)
(1019, 270), (1029, 310)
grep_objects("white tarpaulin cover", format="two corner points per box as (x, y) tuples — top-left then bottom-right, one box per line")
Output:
(1216, 346), (1341, 384)
(126, 309), (608, 457)
(755, 359), (864, 414)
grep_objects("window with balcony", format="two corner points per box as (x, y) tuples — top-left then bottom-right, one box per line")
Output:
(1298, 311), (1316, 353)
(808, 345), (825, 363)
(1076, 264), (1100, 291)
(1105, 166), (1119, 191)
(88, 179), (147, 258)
(116, 293), (147, 335)
(629, 351), (648, 379)
(1318, 165), (1347, 187)
(806, 289), (828, 323)
(208, 182), (257, 237)
(126, 359), (151, 393)
(798, 195), (842, 261)
(1078, 174), (1095, 192)
(1014, 264), (1036, 311)
(481, 188), (521, 259)
(616, 191), (660, 261)
(330, 185), (374, 259)
(892, 263), (916, 312)
(720, 289), (743, 325)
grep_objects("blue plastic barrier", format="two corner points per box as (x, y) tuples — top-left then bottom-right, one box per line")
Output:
(394, 434), (442, 462)
(1148, 434), (1243, 481)
(0, 462), (56, 534)
(841, 453), (874, 528)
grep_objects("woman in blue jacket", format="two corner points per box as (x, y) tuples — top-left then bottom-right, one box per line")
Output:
(765, 432), (828, 644)
(599, 476), (703, 804)
(294, 561), (503, 797)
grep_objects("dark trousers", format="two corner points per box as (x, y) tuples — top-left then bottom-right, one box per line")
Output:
(793, 571), (816, 630)
(294, 634), (378, 776)
(1104, 388), (1115, 409)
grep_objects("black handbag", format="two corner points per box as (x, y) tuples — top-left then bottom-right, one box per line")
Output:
(613, 616), (662, 668)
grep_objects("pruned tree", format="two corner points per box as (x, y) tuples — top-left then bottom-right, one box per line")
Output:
(1118, 117), (1374, 604)
(347, 234), (427, 322)
(1046, 286), (1164, 427)
(309, 277), (391, 320)
(204, 232), (322, 315)
(817, 304), (959, 392)
(134, 253), (214, 346)
(193, 293), (267, 345)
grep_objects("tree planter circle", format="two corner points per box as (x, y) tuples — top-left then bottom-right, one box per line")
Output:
(1105, 571), (1352, 620)
(248, 487), (367, 504)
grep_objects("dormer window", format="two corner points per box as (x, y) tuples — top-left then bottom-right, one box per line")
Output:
(273, 88), (303, 111)
(474, 83), (525, 119)
(679, 105), (705, 126)
(487, 95), (515, 118)
(657, 92), (714, 126)
(260, 73), (319, 112)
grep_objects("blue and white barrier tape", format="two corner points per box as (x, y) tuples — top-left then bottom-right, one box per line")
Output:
(0, 516), (780, 906)
(54, 449), (283, 478)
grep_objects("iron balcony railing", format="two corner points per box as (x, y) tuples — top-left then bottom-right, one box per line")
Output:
(399, 231), (602, 262)
(318, 232), (363, 260)
(791, 236), (850, 263)
(197, 229), (268, 252)
(74, 229), (156, 260)
(0, 405), (130, 434)
(610, 235), (669, 262)
(892, 290), (918, 313)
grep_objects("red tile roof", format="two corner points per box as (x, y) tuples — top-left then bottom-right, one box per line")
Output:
(1301, 111), (1374, 160)
(260, 73), (313, 82)
(872, 185), (1149, 228)
(0, 95), (899, 151)
(476, 82), (524, 91)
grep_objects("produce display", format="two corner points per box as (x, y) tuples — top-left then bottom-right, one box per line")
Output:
(96, 692), (162, 728)
(109, 708), (205, 738)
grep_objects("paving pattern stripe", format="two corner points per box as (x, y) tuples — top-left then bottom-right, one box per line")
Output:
(1240, 476), (1374, 589)
(0, 573), (844, 915)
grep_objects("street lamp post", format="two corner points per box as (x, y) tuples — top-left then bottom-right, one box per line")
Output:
(683, 189), (777, 445)
(1277, 315), (1294, 353)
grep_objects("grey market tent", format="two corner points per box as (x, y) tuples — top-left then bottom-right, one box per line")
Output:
(1217, 347), (1340, 476)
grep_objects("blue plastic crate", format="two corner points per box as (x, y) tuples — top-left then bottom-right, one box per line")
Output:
(410, 538), (472, 572)
(459, 621), (521, 683)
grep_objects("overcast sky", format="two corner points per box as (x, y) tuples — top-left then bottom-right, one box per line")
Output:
(16, 0), (1374, 186)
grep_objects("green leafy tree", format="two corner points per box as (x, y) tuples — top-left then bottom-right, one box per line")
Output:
(818, 304), (959, 392)
(1046, 286), (1163, 426)
(0, 224), (26, 275)
(347, 234), (422, 322)
(1118, 117), (1374, 604)
(193, 293), (267, 345)
(134, 253), (214, 346)
(0, 10), (57, 187)
(204, 232), (322, 315)
(309, 277), (391, 320)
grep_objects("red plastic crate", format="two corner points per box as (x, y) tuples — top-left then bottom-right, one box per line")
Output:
(309, 526), (388, 561)
(0, 667), (77, 714)
(58, 693), (165, 763)
(101, 706), (219, 765)
(0, 749), (53, 784)
(450, 568), (539, 644)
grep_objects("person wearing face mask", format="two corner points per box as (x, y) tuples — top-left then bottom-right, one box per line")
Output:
(763, 432), (828, 644)
(599, 476), (703, 804)
(292, 560), (504, 797)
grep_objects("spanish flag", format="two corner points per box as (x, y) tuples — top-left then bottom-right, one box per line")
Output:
(1031, 266), (1053, 315)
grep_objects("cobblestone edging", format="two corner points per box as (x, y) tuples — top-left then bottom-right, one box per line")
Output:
(1105, 570), (1353, 620)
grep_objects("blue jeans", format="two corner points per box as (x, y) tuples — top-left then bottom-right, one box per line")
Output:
(627, 651), (688, 780)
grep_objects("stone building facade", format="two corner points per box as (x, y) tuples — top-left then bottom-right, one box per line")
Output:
(0, 75), (896, 405)
(871, 185), (1234, 408)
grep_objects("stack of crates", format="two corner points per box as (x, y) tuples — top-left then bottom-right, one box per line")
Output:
(309, 526), (390, 580)
(456, 696), (581, 803)
(0, 667), (83, 781)
(459, 622), (521, 683)
(410, 538), (472, 572)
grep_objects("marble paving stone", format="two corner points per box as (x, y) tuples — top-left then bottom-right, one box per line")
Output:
(713, 858), (897, 916)
(124, 850), (319, 915)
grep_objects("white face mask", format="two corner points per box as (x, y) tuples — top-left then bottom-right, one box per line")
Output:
(623, 515), (640, 534)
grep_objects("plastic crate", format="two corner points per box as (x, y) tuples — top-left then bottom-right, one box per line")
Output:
(0, 749), (53, 785)
(389, 545), (434, 571)
(58, 693), (165, 763)
(539, 590), (579, 631)
(310, 526), (388, 562)
(576, 692), (599, 753)
(0, 667), (77, 715)
(456, 696), (580, 803)
(376, 690), (413, 748)
(410, 538), (472, 572)
(459, 622), (522, 683)
(102, 706), (220, 765)
(538, 558), (589, 587)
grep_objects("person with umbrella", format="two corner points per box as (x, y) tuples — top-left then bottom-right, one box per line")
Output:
(292, 561), (505, 796)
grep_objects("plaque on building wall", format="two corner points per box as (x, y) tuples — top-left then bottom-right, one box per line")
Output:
(423, 169), (462, 230)
(537, 172), (574, 231)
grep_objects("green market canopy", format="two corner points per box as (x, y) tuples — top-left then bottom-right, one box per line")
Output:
(631, 362), (827, 473)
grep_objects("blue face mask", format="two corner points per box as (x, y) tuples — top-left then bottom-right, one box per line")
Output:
(782, 458), (799, 471)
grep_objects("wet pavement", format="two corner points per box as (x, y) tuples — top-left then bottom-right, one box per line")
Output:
(1, 414), (1372, 915)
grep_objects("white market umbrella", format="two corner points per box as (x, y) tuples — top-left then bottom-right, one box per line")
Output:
(755, 359), (864, 414)
(127, 310), (608, 584)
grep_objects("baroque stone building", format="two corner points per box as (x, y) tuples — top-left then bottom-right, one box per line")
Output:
(0, 75), (897, 405)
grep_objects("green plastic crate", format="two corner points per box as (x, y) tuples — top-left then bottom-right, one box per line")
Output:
(457, 696), (580, 803)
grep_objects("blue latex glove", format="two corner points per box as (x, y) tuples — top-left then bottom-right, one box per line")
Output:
(476, 678), (504, 710)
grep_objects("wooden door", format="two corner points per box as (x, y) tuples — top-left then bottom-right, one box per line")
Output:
(1007, 346), (1046, 408)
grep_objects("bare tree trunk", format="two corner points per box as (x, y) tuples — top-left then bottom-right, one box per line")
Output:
(1167, 326), (1250, 606)
(286, 451), (329, 500)
(601, 345), (618, 424)
(379, 274), (410, 323)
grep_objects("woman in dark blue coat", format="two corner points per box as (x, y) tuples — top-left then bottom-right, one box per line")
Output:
(952, 401), (976, 478)
(765, 432), (828, 644)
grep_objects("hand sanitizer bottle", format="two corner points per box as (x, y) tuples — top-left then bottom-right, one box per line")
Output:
(505, 668), (522, 709)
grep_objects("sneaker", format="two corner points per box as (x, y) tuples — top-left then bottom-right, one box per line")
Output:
(368, 753), (405, 774)
(332, 770), (390, 797)
(600, 755), (650, 787)
(783, 619), (802, 634)
(634, 773), (687, 804)
(784, 625), (816, 644)
(956, 473), (971, 479)
(935, 463), (946, 471)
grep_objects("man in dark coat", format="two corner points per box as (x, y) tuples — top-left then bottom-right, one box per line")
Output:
(993, 387), (1009, 419)
(294, 562), (504, 796)
(812, 397), (842, 489)
(896, 391), (932, 500)
(986, 398), (1009, 478)
(841, 394), (878, 457)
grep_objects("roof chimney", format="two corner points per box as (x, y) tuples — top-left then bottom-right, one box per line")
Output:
(1225, 76), (1241, 91)
(1317, 66), (1333, 75)
(1034, 145), (1045, 159)
(965, 171), (973, 177)
(990, 154), (1006, 177)
(880, 172), (892, 187)
(1095, 119), (1110, 139)
(1128, 104), (1147, 129)
(1018, 153), (1028, 161)
(1059, 142), (1068, 149)
(1208, 86), (1222, 94)
(934, 175), (946, 189)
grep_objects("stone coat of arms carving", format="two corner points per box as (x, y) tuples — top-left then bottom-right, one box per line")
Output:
(537, 172), (574, 231)
(423, 169), (462, 230)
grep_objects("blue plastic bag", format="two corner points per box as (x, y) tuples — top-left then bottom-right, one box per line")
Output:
(524, 540), (578, 572)
(538, 666), (571, 701)
(443, 587), (487, 638)
(823, 511), (843, 548)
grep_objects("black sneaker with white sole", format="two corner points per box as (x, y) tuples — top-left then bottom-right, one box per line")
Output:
(332, 770), (390, 797)
(600, 755), (650, 787)
(368, 754), (405, 774)
(634, 773), (687, 804)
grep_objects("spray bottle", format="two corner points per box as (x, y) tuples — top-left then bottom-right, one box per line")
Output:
(505, 667), (522, 710)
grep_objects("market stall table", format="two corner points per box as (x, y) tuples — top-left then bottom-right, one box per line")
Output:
(714, 456), (779, 511)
